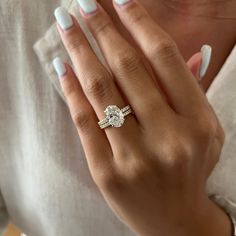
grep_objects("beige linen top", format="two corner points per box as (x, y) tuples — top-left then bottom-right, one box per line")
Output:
(0, 0), (235, 235)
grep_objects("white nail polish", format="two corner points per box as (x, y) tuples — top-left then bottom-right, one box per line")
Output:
(200, 45), (212, 79)
(52, 57), (67, 77)
(114, 0), (131, 5)
(77, 0), (98, 14)
(54, 6), (73, 31)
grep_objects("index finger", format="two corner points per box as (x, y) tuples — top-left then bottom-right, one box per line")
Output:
(113, 0), (209, 118)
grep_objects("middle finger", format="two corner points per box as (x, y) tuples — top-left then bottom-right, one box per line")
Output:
(76, 0), (173, 126)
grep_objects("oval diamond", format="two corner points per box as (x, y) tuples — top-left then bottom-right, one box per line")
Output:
(104, 105), (125, 128)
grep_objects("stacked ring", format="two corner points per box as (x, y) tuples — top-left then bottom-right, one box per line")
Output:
(98, 105), (133, 129)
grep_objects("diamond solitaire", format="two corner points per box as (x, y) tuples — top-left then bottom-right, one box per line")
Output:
(105, 105), (124, 127)
(98, 105), (133, 129)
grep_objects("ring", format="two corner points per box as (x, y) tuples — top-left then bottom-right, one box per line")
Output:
(98, 105), (134, 129)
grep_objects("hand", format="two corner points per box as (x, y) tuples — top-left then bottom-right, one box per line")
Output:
(53, 0), (232, 235)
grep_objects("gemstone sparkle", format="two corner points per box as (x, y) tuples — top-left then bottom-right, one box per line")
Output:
(104, 105), (125, 128)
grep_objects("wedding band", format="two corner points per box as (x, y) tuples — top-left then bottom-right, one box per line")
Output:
(98, 105), (133, 129)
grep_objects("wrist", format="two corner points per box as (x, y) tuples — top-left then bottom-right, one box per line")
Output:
(180, 196), (233, 236)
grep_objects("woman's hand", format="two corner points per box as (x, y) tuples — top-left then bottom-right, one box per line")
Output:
(53, 0), (232, 235)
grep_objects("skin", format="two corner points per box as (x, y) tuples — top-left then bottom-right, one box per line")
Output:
(54, 0), (235, 235)
(98, 0), (236, 92)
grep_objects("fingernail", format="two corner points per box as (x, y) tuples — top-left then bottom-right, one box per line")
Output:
(77, 0), (98, 14)
(52, 57), (67, 77)
(54, 6), (73, 31)
(200, 45), (212, 79)
(114, 0), (132, 5)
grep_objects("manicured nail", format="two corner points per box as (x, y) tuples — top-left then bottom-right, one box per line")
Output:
(77, 0), (98, 14)
(114, 0), (132, 5)
(52, 57), (67, 77)
(54, 6), (73, 31)
(200, 45), (212, 79)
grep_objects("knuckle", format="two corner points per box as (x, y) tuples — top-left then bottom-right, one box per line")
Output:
(96, 169), (124, 192)
(93, 20), (113, 36)
(163, 138), (191, 170)
(196, 115), (216, 142)
(128, 161), (151, 183)
(114, 49), (141, 74)
(160, 139), (191, 187)
(150, 38), (178, 62)
(63, 80), (77, 97)
(127, 8), (148, 26)
(121, 155), (154, 184)
(84, 70), (113, 102)
(72, 109), (92, 131)
(66, 36), (83, 54)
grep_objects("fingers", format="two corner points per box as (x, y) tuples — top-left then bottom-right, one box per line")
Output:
(187, 52), (202, 82)
(77, 1), (172, 125)
(187, 52), (207, 92)
(54, 7), (140, 154)
(52, 58), (112, 171)
(112, 0), (209, 117)
(187, 46), (212, 85)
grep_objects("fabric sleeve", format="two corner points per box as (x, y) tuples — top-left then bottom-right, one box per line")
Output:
(206, 45), (236, 236)
(33, 0), (108, 106)
(0, 191), (9, 236)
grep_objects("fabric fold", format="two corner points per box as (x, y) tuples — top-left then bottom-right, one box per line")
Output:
(33, 0), (108, 105)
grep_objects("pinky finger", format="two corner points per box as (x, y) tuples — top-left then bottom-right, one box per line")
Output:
(187, 45), (212, 93)
(52, 57), (113, 175)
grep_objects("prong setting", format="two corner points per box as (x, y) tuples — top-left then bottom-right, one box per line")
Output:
(98, 105), (133, 129)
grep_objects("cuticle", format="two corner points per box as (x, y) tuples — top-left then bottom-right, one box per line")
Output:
(79, 3), (100, 18)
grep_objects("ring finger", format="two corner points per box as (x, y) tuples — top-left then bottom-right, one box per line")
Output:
(54, 7), (140, 154)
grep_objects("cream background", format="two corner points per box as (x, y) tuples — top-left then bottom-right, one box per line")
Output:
(0, 0), (235, 235)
